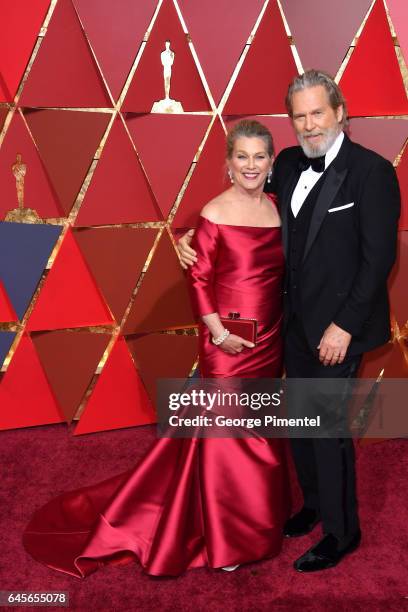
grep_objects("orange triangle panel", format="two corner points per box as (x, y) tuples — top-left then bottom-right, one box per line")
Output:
(74, 337), (155, 435)
(339, 0), (408, 116)
(122, 0), (210, 112)
(388, 231), (408, 329)
(122, 231), (195, 334)
(32, 330), (111, 423)
(0, 1), (50, 101)
(223, 1), (298, 114)
(0, 113), (64, 220)
(74, 227), (159, 323)
(172, 119), (229, 228)
(24, 109), (110, 216)
(27, 229), (114, 331)
(0, 279), (17, 322)
(75, 118), (161, 225)
(126, 113), (210, 218)
(19, 0), (110, 108)
(397, 147), (408, 231)
(0, 334), (64, 430)
(126, 333), (198, 403)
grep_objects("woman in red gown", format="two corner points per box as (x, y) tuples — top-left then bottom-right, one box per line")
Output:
(23, 120), (290, 577)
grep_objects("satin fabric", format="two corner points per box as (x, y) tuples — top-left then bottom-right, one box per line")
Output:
(23, 197), (290, 577)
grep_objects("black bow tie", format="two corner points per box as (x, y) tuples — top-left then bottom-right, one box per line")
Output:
(299, 154), (326, 173)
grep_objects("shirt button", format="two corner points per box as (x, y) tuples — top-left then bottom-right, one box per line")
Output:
(292, 285), (297, 289)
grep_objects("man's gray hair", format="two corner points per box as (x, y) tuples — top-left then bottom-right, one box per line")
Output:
(285, 70), (348, 128)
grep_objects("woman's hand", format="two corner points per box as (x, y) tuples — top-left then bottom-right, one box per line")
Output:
(219, 334), (255, 355)
(177, 230), (197, 269)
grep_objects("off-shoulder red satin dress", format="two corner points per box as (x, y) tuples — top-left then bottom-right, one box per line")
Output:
(23, 197), (290, 578)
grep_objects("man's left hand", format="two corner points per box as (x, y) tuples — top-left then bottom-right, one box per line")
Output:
(317, 323), (352, 366)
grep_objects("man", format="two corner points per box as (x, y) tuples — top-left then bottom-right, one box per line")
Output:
(178, 70), (400, 572)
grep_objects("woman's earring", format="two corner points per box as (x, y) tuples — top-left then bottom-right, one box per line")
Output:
(228, 169), (234, 183)
(267, 169), (272, 184)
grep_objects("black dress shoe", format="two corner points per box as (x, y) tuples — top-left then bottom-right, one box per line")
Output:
(294, 530), (361, 572)
(283, 507), (320, 537)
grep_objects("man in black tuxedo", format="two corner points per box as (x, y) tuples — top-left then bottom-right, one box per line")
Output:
(178, 70), (400, 572)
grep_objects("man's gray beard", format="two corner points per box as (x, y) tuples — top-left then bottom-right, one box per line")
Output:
(297, 125), (341, 158)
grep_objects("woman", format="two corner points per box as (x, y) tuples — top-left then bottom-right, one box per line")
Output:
(22, 120), (290, 578)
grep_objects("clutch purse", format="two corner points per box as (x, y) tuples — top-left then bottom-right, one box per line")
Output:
(220, 312), (258, 344)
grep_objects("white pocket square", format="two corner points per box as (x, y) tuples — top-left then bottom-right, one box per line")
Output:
(328, 202), (354, 213)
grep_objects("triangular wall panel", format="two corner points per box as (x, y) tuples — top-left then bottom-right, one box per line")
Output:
(0, 113), (64, 220)
(0, 332), (16, 368)
(123, 231), (195, 334)
(280, 0), (372, 76)
(73, 0), (157, 101)
(126, 114), (210, 218)
(339, 0), (408, 116)
(74, 227), (159, 323)
(348, 118), (408, 163)
(389, 230), (408, 328)
(24, 109), (110, 216)
(223, 0), (298, 114)
(178, 0), (264, 103)
(0, 279), (17, 322)
(0, 222), (62, 320)
(74, 337), (156, 435)
(396, 146), (408, 231)
(126, 333), (198, 403)
(75, 117), (161, 225)
(386, 0), (408, 66)
(172, 119), (229, 228)
(27, 229), (114, 331)
(0, 334), (64, 430)
(0, 106), (10, 131)
(122, 0), (210, 112)
(0, 1), (50, 101)
(32, 330), (111, 423)
(19, 0), (111, 108)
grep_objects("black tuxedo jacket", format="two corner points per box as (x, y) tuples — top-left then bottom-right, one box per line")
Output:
(269, 133), (401, 356)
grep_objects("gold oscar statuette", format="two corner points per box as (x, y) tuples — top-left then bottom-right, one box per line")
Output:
(151, 40), (184, 114)
(5, 153), (41, 223)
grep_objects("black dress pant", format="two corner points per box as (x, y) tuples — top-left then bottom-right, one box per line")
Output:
(284, 314), (362, 543)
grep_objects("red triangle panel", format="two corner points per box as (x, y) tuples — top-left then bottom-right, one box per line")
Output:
(74, 227), (159, 322)
(74, 337), (155, 435)
(223, 1), (298, 114)
(339, 0), (408, 116)
(123, 0), (210, 112)
(0, 113), (64, 219)
(75, 118), (161, 225)
(172, 119), (229, 228)
(126, 333), (198, 403)
(178, 0), (264, 103)
(348, 118), (408, 164)
(19, 0), (110, 108)
(123, 231), (195, 334)
(24, 109), (110, 216)
(27, 229), (114, 331)
(0, 335), (64, 430)
(0, 279), (17, 322)
(389, 231), (408, 329)
(126, 113), (210, 218)
(73, 0), (157, 101)
(32, 330), (111, 423)
(0, 1), (50, 101)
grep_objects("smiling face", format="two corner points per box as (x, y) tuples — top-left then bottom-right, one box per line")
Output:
(227, 136), (272, 191)
(291, 85), (343, 158)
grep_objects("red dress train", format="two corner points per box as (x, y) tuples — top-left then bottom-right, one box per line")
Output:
(23, 203), (291, 577)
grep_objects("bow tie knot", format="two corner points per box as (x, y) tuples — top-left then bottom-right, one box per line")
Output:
(299, 154), (326, 173)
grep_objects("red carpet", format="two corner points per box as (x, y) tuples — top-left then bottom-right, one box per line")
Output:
(1, 424), (407, 611)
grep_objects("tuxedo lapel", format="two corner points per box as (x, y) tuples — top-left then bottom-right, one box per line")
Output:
(302, 134), (351, 263)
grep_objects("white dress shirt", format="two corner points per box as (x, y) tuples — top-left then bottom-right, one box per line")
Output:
(291, 131), (344, 217)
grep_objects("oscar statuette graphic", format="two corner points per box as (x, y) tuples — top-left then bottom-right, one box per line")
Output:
(151, 40), (184, 113)
(5, 153), (41, 223)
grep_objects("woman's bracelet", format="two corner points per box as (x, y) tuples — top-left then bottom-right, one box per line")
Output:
(212, 328), (230, 345)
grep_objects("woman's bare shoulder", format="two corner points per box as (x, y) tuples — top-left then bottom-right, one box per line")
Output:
(200, 191), (232, 223)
